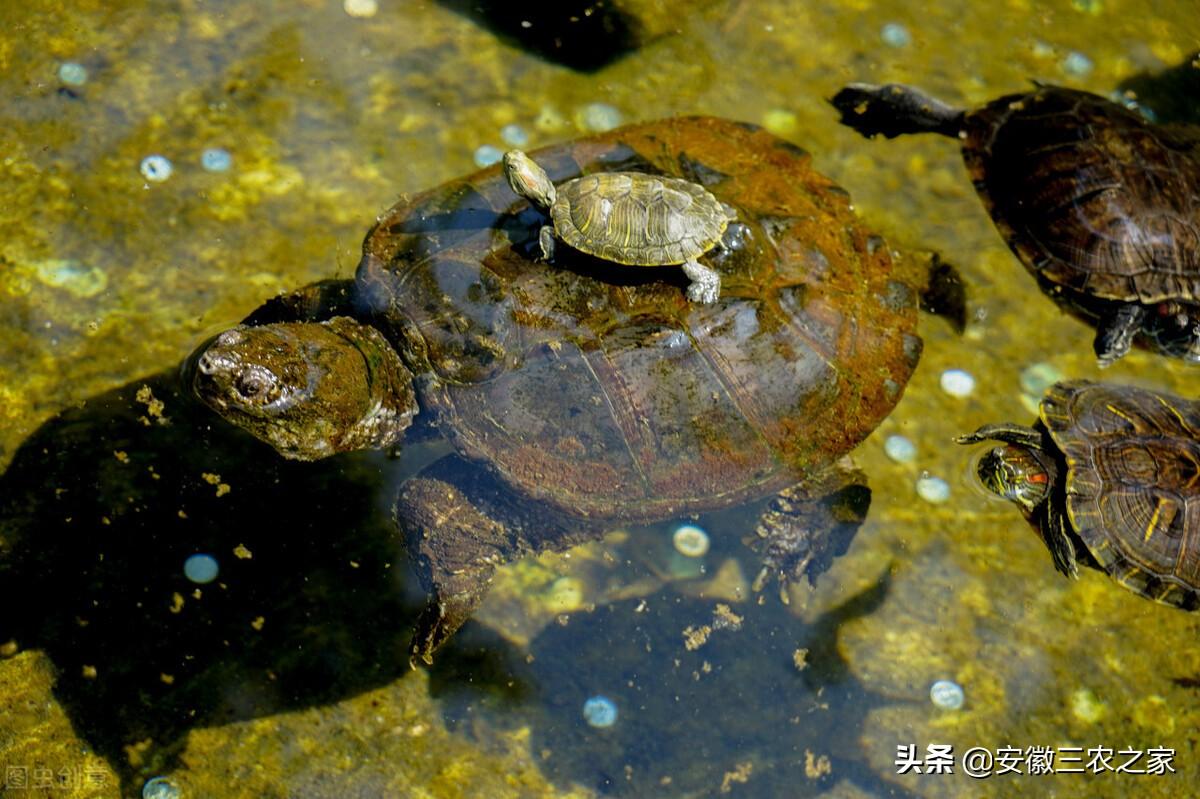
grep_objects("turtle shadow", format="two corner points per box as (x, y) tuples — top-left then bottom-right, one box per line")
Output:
(1116, 50), (1200, 126)
(434, 0), (644, 73)
(0, 369), (526, 791)
(424, 567), (915, 798)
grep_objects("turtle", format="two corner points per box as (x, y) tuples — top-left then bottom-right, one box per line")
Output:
(502, 148), (734, 304)
(831, 82), (1200, 366)
(189, 116), (925, 664)
(957, 380), (1200, 610)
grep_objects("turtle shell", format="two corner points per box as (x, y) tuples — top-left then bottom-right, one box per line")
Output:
(961, 87), (1200, 304)
(1040, 380), (1200, 609)
(355, 116), (921, 520)
(551, 171), (728, 265)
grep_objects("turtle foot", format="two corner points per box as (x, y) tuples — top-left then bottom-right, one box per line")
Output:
(749, 462), (870, 600)
(682, 260), (721, 304)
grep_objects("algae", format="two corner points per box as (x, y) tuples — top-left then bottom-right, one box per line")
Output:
(2, 0), (1200, 797)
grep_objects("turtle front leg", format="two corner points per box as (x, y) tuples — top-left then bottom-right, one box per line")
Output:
(1093, 302), (1146, 367)
(538, 225), (557, 261)
(682, 259), (721, 304)
(396, 454), (602, 665)
(749, 459), (870, 603)
(956, 423), (1044, 448)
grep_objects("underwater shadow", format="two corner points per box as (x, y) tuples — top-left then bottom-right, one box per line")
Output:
(0, 369), (524, 790)
(433, 0), (645, 72)
(424, 567), (913, 798)
(1117, 50), (1200, 126)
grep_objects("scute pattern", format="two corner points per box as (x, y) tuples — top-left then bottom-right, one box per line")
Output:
(963, 87), (1200, 304)
(1041, 381), (1200, 608)
(359, 116), (920, 519)
(552, 171), (728, 265)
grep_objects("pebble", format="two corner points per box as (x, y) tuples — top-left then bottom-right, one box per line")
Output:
(544, 576), (584, 612)
(140, 155), (173, 183)
(880, 23), (912, 48)
(1071, 687), (1108, 723)
(58, 62), (89, 86)
(535, 105), (568, 133)
(672, 524), (710, 558)
(578, 102), (622, 132)
(939, 368), (976, 398)
(1060, 51), (1094, 77)
(916, 474), (951, 504)
(930, 679), (965, 710)
(201, 147), (232, 173)
(34, 258), (108, 298)
(582, 695), (618, 728)
(762, 109), (798, 136)
(1019, 361), (1063, 397)
(473, 144), (503, 168)
(500, 124), (529, 147)
(343, 0), (378, 18)
(184, 553), (220, 584)
(883, 434), (917, 463)
(142, 777), (181, 799)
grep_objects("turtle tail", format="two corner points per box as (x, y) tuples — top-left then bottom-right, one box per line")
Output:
(831, 83), (965, 139)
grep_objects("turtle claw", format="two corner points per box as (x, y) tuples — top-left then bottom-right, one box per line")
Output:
(749, 465), (870, 601)
(682, 260), (721, 304)
(409, 592), (477, 667)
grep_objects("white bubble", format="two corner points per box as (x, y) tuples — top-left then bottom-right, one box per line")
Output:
(880, 23), (912, 48)
(500, 124), (529, 147)
(672, 524), (710, 558)
(58, 62), (89, 86)
(579, 103), (623, 132)
(140, 155), (173, 183)
(343, 0), (378, 18)
(940, 369), (976, 398)
(583, 695), (618, 727)
(473, 144), (503, 168)
(184, 553), (219, 584)
(201, 147), (233, 173)
(930, 679), (965, 710)
(884, 434), (917, 463)
(916, 474), (951, 504)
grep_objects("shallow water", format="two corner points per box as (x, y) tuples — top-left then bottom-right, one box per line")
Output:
(1, 1), (1199, 797)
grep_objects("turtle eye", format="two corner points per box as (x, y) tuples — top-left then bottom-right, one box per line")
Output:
(233, 366), (278, 404)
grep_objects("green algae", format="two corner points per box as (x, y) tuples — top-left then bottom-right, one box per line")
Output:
(2, 0), (1200, 797)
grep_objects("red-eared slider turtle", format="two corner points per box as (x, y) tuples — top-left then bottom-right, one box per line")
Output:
(502, 149), (734, 303)
(832, 83), (1200, 366)
(958, 380), (1200, 609)
(190, 117), (923, 663)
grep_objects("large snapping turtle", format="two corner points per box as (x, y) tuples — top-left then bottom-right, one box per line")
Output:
(190, 117), (923, 663)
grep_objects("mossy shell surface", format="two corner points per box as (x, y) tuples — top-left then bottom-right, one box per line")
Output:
(356, 116), (922, 520)
(1040, 380), (1200, 609)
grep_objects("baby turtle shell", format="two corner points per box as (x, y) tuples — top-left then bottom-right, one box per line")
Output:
(503, 149), (732, 303)
(552, 171), (729, 265)
(960, 380), (1200, 610)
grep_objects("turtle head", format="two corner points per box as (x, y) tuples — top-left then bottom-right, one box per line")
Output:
(189, 317), (417, 460)
(503, 150), (556, 210)
(975, 443), (1053, 514)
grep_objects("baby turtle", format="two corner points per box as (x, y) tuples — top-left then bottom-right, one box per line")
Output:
(832, 82), (1200, 365)
(191, 117), (924, 663)
(503, 149), (733, 303)
(959, 380), (1200, 610)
